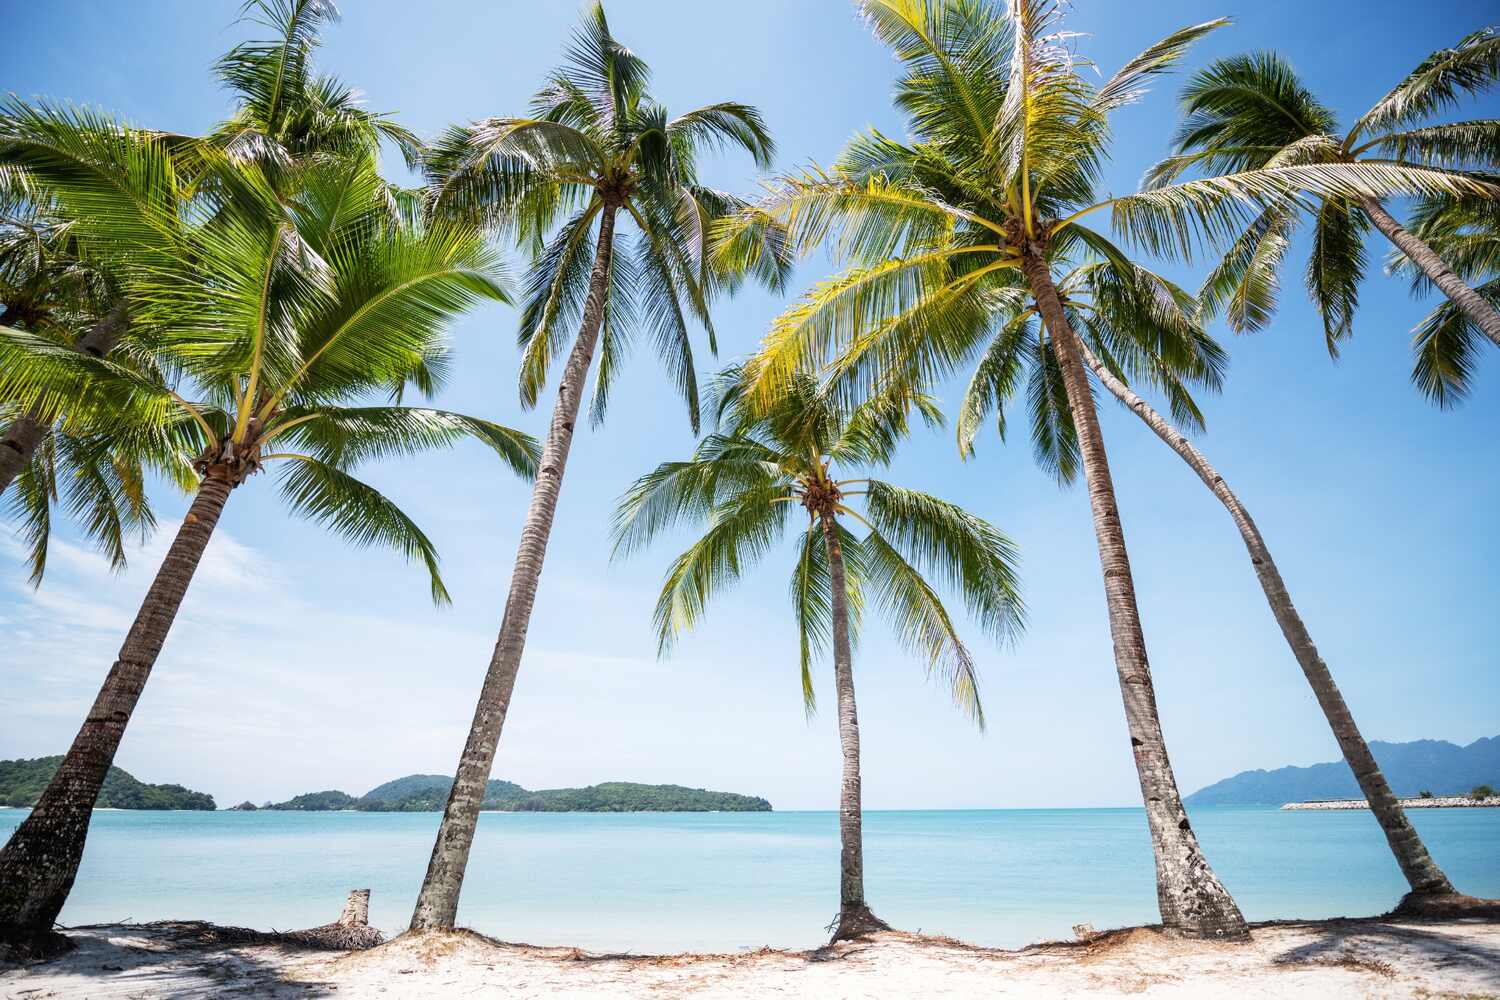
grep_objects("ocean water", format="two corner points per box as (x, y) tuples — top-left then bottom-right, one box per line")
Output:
(4, 806), (1497, 952)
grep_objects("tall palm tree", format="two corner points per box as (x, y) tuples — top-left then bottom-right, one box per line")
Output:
(969, 264), (1468, 912)
(715, 0), (1482, 939)
(1145, 37), (1500, 372)
(0, 153), (539, 954)
(613, 368), (1023, 941)
(407, 2), (778, 932)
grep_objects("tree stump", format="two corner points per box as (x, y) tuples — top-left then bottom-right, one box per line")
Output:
(281, 889), (384, 950)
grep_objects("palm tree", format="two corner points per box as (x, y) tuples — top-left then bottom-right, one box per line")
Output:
(1145, 37), (1500, 371)
(1390, 191), (1500, 405)
(0, 189), (192, 578)
(713, 0), (1486, 938)
(0, 0), (415, 519)
(407, 2), (778, 932)
(613, 367), (1023, 941)
(208, 0), (423, 182)
(0, 153), (539, 954)
(968, 263), (1467, 912)
(0, 102), (178, 503)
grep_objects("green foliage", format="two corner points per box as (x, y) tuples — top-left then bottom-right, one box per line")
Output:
(0, 756), (214, 810)
(255, 775), (770, 812)
(1419, 789), (1434, 798)
(614, 364), (1023, 721)
(265, 790), (357, 811)
(422, 0), (781, 432)
(1473, 784), (1497, 800)
(1150, 28), (1500, 394)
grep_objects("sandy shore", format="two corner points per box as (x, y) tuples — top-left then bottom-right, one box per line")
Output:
(1283, 796), (1500, 810)
(4, 916), (1498, 999)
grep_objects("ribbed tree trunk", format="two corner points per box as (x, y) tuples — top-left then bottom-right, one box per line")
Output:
(409, 205), (619, 933)
(1076, 340), (1459, 902)
(1360, 196), (1500, 351)
(821, 513), (889, 942)
(1020, 247), (1248, 941)
(0, 410), (44, 497)
(0, 302), (129, 498)
(0, 467), (234, 954)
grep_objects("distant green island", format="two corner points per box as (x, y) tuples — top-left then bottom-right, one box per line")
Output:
(0, 756), (215, 810)
(242, 775), (772, 813)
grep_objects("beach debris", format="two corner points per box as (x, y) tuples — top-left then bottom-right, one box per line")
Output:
(1073, 923), (1103, 943)
(279, 889), (384, 950)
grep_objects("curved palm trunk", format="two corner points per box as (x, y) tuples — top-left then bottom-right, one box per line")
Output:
(1077, 341), (1458, 901)
(1020, 248), (1248, 941)
(821, 513), (889, 942)
(0, 302), (129, 498)
(0, 467), (234, 953)
(409, 205), (619, 932)
(1359, 197), (1500, 351)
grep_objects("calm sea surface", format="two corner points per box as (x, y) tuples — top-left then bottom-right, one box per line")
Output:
(4, 806), (1496, 952)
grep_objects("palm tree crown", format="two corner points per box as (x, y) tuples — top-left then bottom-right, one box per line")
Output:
(615, 366), (1023, 716)
(424, 0), (778, 428)
(1146, 34), (1500, 392)
(210, 0), (423, 179)
(0, 149), (539, 599)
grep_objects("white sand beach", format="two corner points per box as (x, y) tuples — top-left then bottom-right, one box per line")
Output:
(4, 916), (1498, 999)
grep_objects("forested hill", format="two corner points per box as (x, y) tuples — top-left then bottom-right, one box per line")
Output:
(1186, 737), (1500, 806)
(257, 775), (771, 812)
(0, 756), (215, 810)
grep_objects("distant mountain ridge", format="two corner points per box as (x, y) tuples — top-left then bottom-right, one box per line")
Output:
(0, 756), (215, 810)
(257, 774), (771, 813)
(1186, 737), (1500, 806)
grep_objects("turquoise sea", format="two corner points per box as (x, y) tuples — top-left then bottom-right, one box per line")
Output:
(4, 806), (1497, 952)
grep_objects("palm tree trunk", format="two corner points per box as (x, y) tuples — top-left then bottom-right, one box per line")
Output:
(0, 409), (44, 497)
(1359, 196), (1500, 351)
(1076, 339), (1458, 902)
(408, 205), (619, 933)
(0, 467), (235, 954)
(0, 302), (129, 498)
(1020, 247), (1248, 941)
(821, 513), (889, 942)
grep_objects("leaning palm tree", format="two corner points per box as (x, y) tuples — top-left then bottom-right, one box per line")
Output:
(407, 2), (778, 932)
(1389, 190), (1500, 405)
(716, 0), (1488, 939)
(0, 100), (183, 503)
(614, 367), (1023, 941)
(0, 155), (539, 955)
(0, 198), (193, 578)
(967, 263), (1469, 913)
(1145, 37), (1500, 369)
(0, 0), (415, 514)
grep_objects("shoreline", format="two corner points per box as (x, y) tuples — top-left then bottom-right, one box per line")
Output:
(1283, 796), (1500, 810)
(5, 915), (1498, 998)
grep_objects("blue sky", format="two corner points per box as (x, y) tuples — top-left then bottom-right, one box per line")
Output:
(2, 0), (1496, 811)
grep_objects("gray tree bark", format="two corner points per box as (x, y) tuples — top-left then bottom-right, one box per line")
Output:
(822, 513), (889, 942)
(1020, 247), (1249, 941)
(1076, 340), (1458, 900)
(0, 466), (234, 952)
(409, 205), (619, 932)
(1360, 196), (1500, 351)
(0, 411), (44, 497)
